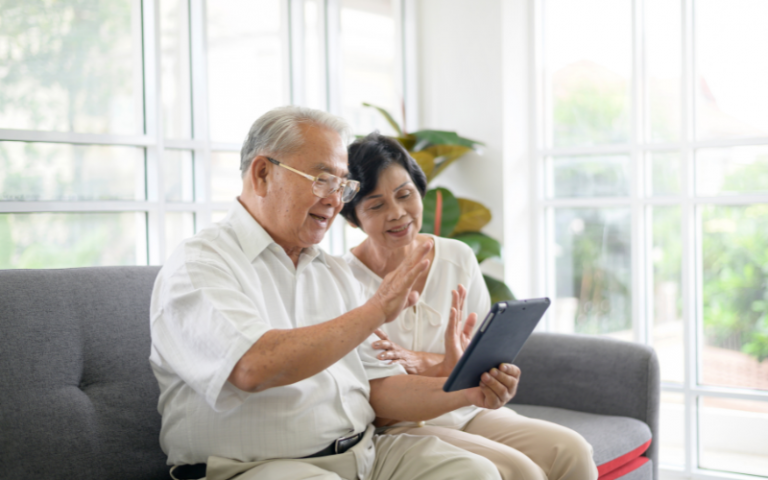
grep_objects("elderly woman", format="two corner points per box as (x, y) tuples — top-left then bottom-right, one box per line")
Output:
(340, 132), (597, 480)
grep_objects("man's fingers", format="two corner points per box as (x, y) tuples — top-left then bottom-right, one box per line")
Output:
(404, 290), (420, 310)
(480, 370), (509, 406)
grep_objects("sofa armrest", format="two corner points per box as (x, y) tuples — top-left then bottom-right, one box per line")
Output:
(509, 332), (660, 476)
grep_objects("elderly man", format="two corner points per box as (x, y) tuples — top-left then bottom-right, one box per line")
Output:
(149, 106), (520, 480)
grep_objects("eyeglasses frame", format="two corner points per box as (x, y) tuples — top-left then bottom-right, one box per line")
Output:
(265, 156), (360, 203)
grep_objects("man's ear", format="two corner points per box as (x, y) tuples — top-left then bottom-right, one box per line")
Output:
(249, 155), (270, 197)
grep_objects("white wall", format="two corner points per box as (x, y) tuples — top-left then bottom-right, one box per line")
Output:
(415, 0), (533, 298)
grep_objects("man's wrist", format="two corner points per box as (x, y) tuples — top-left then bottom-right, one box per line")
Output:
(360, 298), (388, 331)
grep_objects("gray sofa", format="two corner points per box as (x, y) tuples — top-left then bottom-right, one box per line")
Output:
(0, 267), (659, 479)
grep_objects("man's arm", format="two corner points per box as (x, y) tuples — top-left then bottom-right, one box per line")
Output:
(228, 240), (433, 393)
(368, 363), (521, 422)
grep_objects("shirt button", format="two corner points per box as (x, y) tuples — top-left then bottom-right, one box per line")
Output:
(417, 421), (425, 427)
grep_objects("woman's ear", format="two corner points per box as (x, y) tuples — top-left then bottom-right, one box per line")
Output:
(249, 156), (270, 197)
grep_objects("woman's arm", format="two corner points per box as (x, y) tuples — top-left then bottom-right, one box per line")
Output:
(371, 329), (444, 374)
(371, 286), (476, 377)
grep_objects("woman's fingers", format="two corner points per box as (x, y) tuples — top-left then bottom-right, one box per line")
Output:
(373, 329), (389, 341)
(457, 284), (467, 316)
(462, 312), (478, 338)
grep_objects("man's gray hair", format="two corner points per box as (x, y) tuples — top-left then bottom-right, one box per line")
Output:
(240, 105), (351, 177)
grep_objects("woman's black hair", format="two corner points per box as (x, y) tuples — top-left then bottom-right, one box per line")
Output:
(340, 132), (428, 229)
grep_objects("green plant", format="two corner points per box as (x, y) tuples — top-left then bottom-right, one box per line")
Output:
(363, 103), (515, 304)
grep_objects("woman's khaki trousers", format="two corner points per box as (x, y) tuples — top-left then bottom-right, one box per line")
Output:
(385, 408), (598, 480)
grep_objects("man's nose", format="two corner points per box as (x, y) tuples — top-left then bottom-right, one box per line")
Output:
(322, 188), (343, 208)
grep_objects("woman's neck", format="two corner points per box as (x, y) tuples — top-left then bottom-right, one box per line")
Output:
(353, 236), (427, 279)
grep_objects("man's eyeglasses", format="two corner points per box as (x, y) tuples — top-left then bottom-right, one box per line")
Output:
(266, 157), (360, 203)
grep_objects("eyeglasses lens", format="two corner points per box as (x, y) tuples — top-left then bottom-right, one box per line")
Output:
(313, 174), (359, 203)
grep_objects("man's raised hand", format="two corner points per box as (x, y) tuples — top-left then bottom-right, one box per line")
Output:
(368, 240), (432, 325)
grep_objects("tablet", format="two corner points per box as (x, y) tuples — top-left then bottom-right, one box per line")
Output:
(443, 298), (550, 392)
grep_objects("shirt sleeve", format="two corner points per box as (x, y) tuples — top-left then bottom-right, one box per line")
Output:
(151, 259), (271, 412)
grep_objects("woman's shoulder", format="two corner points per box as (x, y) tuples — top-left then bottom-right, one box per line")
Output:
(431, 235), (477, 265)
(341, 250), (381, 283)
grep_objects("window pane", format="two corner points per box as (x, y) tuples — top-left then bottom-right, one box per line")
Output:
(545, 0), (632, 147)
(207, 0), (286, 143)
(164, 150), (194, 202)
(344, 220), (368, 250)
(301, 0), (325, 110)
(645, 0), (681, 143)
(165, 212), (194, 260)
(650, 207), (684, 383)
(0, 1), (143, 134)
(659, 392), (685, 467)
(211, 151), (242, 202)
(339, 0), (401, 136)
(701, 205), (768, 391)
(696, 0), (768, 140)
(161, 0), (192, 139)
(698, 397), (768, 476)
(548, 155), (630, 198)
(0, 212), (147, 269)
(552, 208), (632, 337)
(696, 146), (768, 196)
(650, 151), (681, 196)
(0, 142), (145, 201)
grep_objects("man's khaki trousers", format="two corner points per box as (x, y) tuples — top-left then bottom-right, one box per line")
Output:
(385, 408), (598, 480)
(170, 424), (501, 480)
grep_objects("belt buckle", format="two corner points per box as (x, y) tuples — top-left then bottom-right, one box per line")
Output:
(334, 432), (359, 454)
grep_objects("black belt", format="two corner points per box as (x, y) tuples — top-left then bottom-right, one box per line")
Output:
(172, 432), (364, 480)
(302, 431), (364, 458)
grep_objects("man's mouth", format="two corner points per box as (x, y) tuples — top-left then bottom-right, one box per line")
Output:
(310, 213), (328, 222)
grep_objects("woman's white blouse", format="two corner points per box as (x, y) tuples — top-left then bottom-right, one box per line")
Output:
(343, 235), (492, 429)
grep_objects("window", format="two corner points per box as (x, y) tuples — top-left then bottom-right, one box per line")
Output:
(0, 0), (410, 266)
(534, 0), (768, 478)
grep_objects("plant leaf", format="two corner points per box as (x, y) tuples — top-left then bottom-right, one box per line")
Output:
(452, 232), (501, 263)
(410, 129), (484, 149)
(410, 151), (435, 179)
(362, 102), (403, 136)
(423, 144), (473, 180)
(453, 198), (492, 234)
(484, 274), (516, 304)
(395, 135), (417, 151)
(421, 188), (460, 237)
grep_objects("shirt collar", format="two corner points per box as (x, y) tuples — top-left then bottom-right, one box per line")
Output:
(227, 199), (330, 267)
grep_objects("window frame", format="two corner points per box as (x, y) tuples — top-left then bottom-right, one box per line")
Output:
(0, 0), (416, 264)
(521, 0), (768, 478)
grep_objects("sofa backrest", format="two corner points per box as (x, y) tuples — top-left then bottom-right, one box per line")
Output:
(0, 266), (169, 480)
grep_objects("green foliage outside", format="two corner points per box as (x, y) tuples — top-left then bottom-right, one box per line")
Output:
(555, 73), (768, 362)
(364, 104), (515, 304)
(702, 204), (768, 362)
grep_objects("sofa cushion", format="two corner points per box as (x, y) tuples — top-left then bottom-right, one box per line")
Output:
(509, 404), (652, 479)
(0, 267), (169, 480)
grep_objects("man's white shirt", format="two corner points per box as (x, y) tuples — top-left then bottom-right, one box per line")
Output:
(149, 200), (405, 465)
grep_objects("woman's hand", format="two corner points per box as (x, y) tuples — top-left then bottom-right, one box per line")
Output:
(372, 329), (442, 374)
(440, 285), (478, 376)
